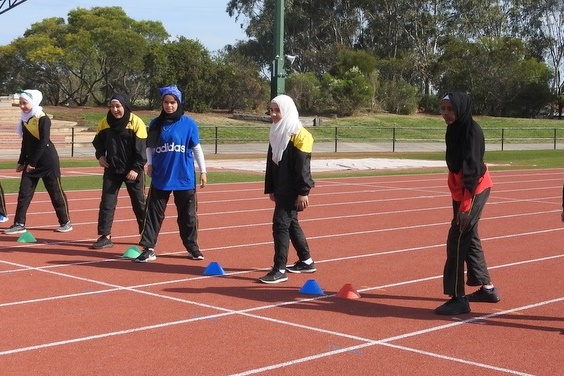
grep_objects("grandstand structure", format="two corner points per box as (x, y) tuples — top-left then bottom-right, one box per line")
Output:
(0, 0), (28, 16)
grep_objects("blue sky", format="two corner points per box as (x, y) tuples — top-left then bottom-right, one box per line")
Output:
(0, 0), (249, 52)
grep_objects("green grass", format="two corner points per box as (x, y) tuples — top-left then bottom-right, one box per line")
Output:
(1, 149), (562, 194)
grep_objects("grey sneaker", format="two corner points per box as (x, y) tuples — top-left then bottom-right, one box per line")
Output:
(258, 269), (288, 284)
(286, 260), (316, 273)
(56, 221), (73, 233)
(4, 223), (26, 235)
(188, 249), (204, 260)
(134, 248), (156, 263)
(92, 235), (113, 249)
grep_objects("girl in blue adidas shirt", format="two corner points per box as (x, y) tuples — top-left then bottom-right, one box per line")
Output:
(135, 84), (207, 262)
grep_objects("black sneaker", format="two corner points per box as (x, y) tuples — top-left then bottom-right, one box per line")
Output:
(286, 260), (316, 273)
(258, 269), (288, 284)
(188, 250), (204, 260)
(434, 297), (471, 315)
(4, 223), (26, 235)
(134, 248), (156, 263)
(466, 286), (500, 303)
(92, 236), (113, 249)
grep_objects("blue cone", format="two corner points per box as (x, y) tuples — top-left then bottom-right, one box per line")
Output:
(203, 261), (226, 276)
(299, 279), (324, 295)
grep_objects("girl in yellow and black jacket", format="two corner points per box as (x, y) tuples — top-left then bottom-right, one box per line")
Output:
(259, 94), (316, 284)
(91, 93), (147, 249)
(4, 89), (72, 235)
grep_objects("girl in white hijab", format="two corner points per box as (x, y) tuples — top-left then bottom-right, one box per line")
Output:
(16, 89), (43, 137)
(269, 94), (302, 164)
(260, 94), (316, 284)
(4, 89), (73, 235)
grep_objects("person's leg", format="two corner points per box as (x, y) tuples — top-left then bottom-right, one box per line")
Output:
(139, 185), (169, 249)
(97, 173), (122, 236)
(42, 173), (71, 225)
(258, 197), (292, 283)
(289, 214), (311, 262)
(464, 189), (499, 302)
(13, 174), (39, 226)
(465, 189), (491, 286)
(0, 181), (7, 219)
(174, 189), (202, 258)
(272, 199), (293, 271)
(125, 173), (146, 234)
(435, 200), (471, 315)
(442, 200), (466, 298)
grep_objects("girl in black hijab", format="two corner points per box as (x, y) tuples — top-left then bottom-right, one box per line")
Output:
(91, 93), (147, 249)
(435, 92), (500, 315)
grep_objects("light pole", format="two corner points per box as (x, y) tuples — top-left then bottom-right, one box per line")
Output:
(270, 0), (285, 99)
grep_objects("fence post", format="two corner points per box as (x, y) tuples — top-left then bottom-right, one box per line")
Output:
(334, 127), (338, 152)
(214, 127), (218, 154)
(392, 127), (396, 152)
(554, 128), (557, 150)
(501, 128), (504, 151)
(71, 127), (75, 157)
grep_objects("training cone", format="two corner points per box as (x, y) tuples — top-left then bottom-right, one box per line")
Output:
(17, 231), (36, 243)
(122, 246), (141, 259)
(299, 279), (324, 295)
(336, 283), (361, 299)
(203, 261), (226, 276)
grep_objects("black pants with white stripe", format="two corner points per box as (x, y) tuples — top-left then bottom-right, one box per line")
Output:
(443, 188), (492, 298)
(14, 171), (71, 226)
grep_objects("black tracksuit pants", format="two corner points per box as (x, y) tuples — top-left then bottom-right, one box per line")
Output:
(443, 188), (492, 297)
(14, 171), (70, 226)
(0, 182), (6, 217)
(97, 171), (145, 235)
(272, 195), (311, 270)
(139, 186), (200, 254)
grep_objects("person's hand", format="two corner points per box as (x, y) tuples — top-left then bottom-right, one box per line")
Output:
(296, 195), (309, 211)
(561, 210), (564, 223)
(269, 193), (275, 202)
(16, 164), (24, 172)
(145, 164), (152, 177)
(457, 211), (470, 232)
(200, 172), (207, 188)
(98, 156), (109, 168)
(25, 165), (36, 173)
(126, 170), (138, 181)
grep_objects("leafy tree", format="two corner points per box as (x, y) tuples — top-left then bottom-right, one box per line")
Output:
(213, 51), (270, 112)
(285, 72), (321, 113)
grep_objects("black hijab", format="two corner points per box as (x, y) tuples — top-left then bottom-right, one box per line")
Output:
(106, 93), (132, 131)
(444, 92), (487, 194)
(147, 94), (184, 148)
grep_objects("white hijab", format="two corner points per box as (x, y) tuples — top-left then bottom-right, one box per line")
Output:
(269, 94), (302, 164)
(17, 89), (44, 137)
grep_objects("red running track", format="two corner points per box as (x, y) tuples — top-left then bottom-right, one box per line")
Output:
(0, 168), (562, 375)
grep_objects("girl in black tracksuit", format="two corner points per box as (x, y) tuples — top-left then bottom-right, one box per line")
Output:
(259, 94), (316, 284)
(4, 89), (71, 234)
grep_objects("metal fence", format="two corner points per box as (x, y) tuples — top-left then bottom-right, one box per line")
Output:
(1, 125), (564, 159)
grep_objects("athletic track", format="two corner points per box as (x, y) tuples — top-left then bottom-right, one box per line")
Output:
(0, 167), (562, 375)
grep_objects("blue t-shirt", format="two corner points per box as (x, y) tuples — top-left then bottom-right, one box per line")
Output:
(148, 115), (200, 190)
